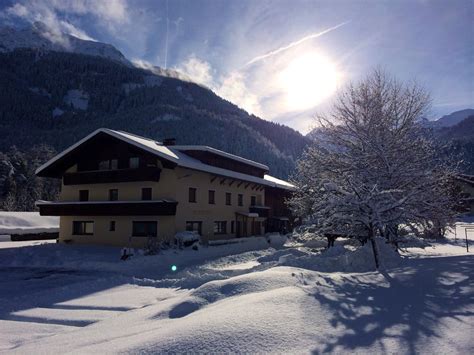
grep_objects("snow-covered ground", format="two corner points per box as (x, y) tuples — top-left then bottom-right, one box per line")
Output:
(0, 229), (472, 353)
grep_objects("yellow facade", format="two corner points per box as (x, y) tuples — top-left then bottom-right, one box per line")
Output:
(58, 164), (265, 247)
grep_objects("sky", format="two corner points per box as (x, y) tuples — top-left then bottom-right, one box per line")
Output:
(0, 0), (473, 134)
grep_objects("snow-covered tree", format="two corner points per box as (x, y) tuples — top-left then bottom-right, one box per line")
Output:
(288, 70), (459, 268)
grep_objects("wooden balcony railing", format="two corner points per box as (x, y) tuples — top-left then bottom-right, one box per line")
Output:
(63, 167), (161, 185)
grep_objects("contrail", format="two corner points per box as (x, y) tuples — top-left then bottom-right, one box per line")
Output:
(244, 21), (349, 67)
(164, 0), (169, 69)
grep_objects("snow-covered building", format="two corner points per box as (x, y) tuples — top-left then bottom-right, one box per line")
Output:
(35, 129), (295, 247)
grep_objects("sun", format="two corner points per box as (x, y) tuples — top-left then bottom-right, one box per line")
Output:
(280, 52), (339, 111)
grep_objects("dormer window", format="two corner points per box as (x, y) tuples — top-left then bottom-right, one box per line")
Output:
(129, 157), (139, 169)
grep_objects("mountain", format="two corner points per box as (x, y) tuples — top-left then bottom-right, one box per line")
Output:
(0, 22), (130, 65)
(434, 109), (474, 128)
(306, 110), (474, 175)
(437, 115), (474, 141)
(435, 115), (474, 174)
(0, 28), (309, 180)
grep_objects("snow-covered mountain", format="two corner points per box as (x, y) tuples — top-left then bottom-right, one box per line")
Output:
(0, 23), (199, 84)
(0, 22), (130, 65)
(432, 109), (474, 128)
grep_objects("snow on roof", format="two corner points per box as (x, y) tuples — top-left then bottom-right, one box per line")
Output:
(36, 128), (295, 191)
(173, 145), (269, 171)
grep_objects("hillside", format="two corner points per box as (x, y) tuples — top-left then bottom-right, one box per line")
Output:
(436, 115), (474, 174)
(0, 49), (309, 179)
(433, 109), (474, 128)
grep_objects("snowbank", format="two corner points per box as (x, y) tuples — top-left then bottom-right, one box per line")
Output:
(279, 238), (402, 272)
(0, 212), (59, 235)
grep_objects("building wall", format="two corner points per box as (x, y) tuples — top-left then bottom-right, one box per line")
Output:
(58, 165), (266, 246)
(173, 167), (264, 242)
(60, 161), (176, 202)
(59, 215), (175, 248)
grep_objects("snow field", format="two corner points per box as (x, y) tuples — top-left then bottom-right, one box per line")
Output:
(0, 229), (472, 353)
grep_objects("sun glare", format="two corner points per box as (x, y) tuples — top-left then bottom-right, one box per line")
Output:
(280, 52), (339, 111)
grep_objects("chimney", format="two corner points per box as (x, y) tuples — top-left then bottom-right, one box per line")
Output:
(163, 138), (176, 146)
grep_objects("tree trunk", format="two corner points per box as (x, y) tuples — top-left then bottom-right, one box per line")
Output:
(368, 226), (379, 269)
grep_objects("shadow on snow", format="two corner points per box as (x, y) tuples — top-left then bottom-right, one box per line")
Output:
(309, 255), (474, 353)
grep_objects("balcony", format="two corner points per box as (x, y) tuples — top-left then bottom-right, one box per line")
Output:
(249, 205), (271, 218)
(63, 167), (161, 185)
(36, 200), (178, 216)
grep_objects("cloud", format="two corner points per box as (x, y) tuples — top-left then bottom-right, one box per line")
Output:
(131, 58), (155, 70)
(216, 71), (262, 116)
(175, 55), (261, 116)
(175, 55), (214, 87)
(59, 20), (95, 41)
(3, 0), (129, 44)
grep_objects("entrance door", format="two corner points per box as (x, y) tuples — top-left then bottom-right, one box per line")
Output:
(252, 220), (261, 235)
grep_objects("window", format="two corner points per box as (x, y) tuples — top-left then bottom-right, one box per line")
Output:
(73, 221), (94, 235)
(109, 189), (118, 201)
(251, 195), (256, 206)
(226, 192), (232, 206)
(214, 221), (227, 235)
(129, 157), (139, 169)
(189, 187), (197, 203)
(98, 160), (109, 170)
(142, 187), (152, 201)
(208, 190), (215, 204)
(79, 190), (89, 201)
(231, 221), (235, 234)
(132, 221), (157, 237)
(98, 159), (119, 170)
(186, 221), (203, 235)
(109, 221), (116, 231)
(238, 194), (243, 206)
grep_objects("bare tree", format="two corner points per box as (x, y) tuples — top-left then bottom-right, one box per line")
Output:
(288, 70), (459, 268)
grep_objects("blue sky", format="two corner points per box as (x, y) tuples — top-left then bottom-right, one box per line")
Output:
(1, 0), (472, 133)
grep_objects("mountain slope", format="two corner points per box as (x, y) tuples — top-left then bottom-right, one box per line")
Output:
(0, 48), (308, 179)
(434, 109), (474, 128)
